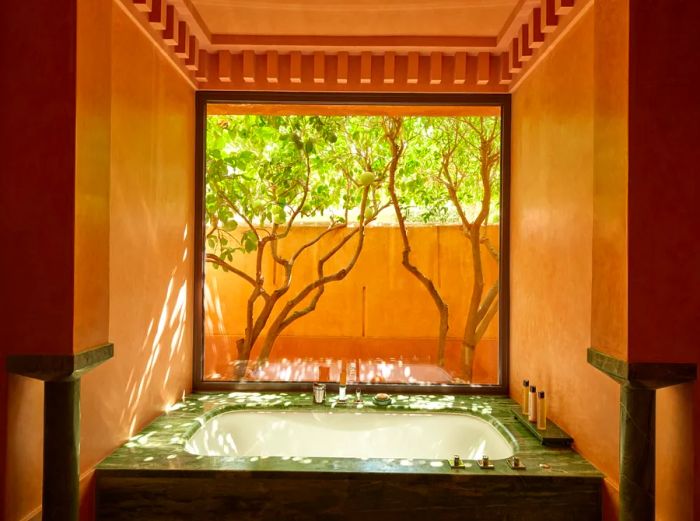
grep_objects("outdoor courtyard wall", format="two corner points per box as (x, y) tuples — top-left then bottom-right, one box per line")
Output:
(205, 224), (500, 383)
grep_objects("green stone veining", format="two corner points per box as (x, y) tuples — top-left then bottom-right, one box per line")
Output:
(98, 392), (601, 478)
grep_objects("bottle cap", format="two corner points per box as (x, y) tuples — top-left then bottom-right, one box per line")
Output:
(523, 379), (529, 387)
(530, 385), (536, 392)
(538, 391), (545, 398)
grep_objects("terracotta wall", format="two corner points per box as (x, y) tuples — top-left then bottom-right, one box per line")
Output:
(627, 2), (700, 519)
(1, 1), (78, 518)
(592, 0), (628, 362)
(205, 225), (500, 382)
(509, 8), (622, 519)
(2, 2), (194, 519)
(74, 0), (112, 353)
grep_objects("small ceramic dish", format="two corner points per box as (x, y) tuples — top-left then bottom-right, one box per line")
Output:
(373, 393), (392, 406)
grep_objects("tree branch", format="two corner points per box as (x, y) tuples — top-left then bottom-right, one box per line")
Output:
(205, 253), (257, 287)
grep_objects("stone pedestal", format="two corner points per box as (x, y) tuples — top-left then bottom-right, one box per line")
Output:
(7, 344), (113, 521)
(588, 348), (696, 521)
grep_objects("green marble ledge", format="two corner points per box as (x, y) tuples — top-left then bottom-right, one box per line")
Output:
(587, 347), (696, 388)
(98, 392), (601, 478)
(7, 343), (114, 381)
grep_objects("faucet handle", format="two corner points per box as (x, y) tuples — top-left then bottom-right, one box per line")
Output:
(477, 455), (494, 470)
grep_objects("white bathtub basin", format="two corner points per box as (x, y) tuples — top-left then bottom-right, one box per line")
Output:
(185, 410), (514, 460)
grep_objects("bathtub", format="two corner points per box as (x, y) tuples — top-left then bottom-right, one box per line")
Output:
(98, 393), (603, 521)
(185, 410), (514, 460)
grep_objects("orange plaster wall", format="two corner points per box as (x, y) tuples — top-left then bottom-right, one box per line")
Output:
(626, 2), (700, 518)
(510, 9), (621, 519)
(74, 0), (112, 353)
(592, 0), (628, 362)
(77, 4), (195, 519)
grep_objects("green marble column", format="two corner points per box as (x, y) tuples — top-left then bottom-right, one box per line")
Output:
(7, 344), (113, 521)
(588, 348), (696, 521)
(619, 384), (655, 521)
(43, 380), (80, 521)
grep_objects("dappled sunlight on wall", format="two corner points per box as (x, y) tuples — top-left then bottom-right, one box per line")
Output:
(75, 4), (194, 518)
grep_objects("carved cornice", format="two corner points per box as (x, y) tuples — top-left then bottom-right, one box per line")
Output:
(118, 0), (591, 92)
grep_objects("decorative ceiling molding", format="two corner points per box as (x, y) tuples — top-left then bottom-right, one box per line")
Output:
(119, 0), (591, 93)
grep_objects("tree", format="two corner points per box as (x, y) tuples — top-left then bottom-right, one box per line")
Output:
(205, 115), (386, 377)
(382, 117), (450, 367)
(377, 116), (501, 381)
(205, 113), (501, 382)
(428, 116), (501, 381)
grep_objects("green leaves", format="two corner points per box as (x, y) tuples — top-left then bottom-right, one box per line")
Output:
(241, 230), (257, 253)
(204, 113), (501, 260)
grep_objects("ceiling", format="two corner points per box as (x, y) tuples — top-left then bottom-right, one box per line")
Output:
(123, 0), (589, 92)
(187, 0), (521, 37)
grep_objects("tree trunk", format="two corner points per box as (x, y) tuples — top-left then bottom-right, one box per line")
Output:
(233, 338), (250, 379)
(462, 341), (476, 383)
(385, 117), (450, 367)
(461, 225), (485, 379)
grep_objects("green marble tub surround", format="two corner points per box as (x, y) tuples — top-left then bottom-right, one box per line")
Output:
(96, 392), (602, 520)
(512, 407), (574, 446)
(98, 392), (599, 477)
(588, 347), (697, 521)
(7, 343), (114, 521)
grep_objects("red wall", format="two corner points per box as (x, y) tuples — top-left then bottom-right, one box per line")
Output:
(627, 2), (700, 518)
(0, 0), (79, 513)
(1, 2), (195, 518)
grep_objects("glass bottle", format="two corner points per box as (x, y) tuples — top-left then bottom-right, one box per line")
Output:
(537, 391), (547, 430)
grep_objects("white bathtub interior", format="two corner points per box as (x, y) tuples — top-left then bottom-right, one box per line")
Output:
(185, 410), (514, 461)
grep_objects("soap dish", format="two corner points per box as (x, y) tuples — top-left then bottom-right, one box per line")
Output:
(373, 393), (392, 406)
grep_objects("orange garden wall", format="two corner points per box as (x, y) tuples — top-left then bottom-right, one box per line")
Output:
(2, 2), (194, 520)
(510, 7), (622, 520)
(205, 225), (500, 383)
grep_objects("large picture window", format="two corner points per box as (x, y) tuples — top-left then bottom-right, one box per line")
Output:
(194, 93), (510, 393)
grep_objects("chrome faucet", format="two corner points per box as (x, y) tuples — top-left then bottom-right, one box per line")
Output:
(355, 387), (363, 403)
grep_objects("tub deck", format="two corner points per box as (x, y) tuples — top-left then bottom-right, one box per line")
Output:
(95, 392), (602, 520)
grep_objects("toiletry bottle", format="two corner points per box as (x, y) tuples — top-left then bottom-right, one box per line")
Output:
(348, 359), (357, 384)
(522, 379), (530, 415)
(339, 361), (347, 401)
(537, 391), (547, 430)
(528, 385), (537, 423)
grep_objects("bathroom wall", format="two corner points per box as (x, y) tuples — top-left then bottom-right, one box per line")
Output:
(591, 0), (628, 363)
(77, 3), (195, 517)
(509, 8), (622, 519)
(0, 1), (79, 518)
(2, 2), (195, 519)
(626, 2), (700, 519)
(73, 0), (112, 354)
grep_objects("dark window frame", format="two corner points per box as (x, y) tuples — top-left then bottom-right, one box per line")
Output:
(193, 91), (511, 395)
